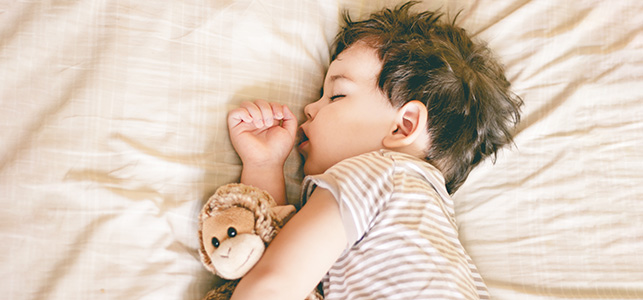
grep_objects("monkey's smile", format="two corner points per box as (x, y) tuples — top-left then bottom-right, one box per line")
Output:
(235, 249), (255, 271)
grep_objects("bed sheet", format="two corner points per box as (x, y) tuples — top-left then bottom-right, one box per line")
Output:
(1, 0), (642, 299)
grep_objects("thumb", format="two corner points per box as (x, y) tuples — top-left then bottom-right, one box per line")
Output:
(281, 105), (298, 139)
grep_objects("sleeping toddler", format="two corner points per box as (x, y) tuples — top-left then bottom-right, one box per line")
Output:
(225, 2), (523, 299)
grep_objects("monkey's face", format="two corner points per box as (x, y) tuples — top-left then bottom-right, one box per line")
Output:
(201, 206), (265, 280)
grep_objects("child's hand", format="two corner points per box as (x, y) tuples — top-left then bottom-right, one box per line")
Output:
(227, 100), (298, 169)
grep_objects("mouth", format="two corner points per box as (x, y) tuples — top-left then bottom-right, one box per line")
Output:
(297, 127), (309, 152)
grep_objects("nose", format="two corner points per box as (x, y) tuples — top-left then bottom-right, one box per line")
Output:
(303, 98), (321, 120)
(219, 245), (232, 258)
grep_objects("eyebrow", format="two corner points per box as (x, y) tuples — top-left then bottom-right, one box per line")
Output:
(330, 74), (350, 82)
(320, 74), (352, 96)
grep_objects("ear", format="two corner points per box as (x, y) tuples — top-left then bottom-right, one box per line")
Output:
(382, 100), (428, 149)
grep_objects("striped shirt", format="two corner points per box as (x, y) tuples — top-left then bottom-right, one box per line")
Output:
(302, 150), (489, 299)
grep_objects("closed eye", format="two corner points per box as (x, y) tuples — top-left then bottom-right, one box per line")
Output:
(330, 95), (345, 101)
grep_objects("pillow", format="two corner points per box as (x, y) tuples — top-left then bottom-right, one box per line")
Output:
(453, 1), (643, 298)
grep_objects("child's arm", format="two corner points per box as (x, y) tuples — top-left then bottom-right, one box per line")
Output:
(230, 187), (347, 300)
(227, 100), (298, 205)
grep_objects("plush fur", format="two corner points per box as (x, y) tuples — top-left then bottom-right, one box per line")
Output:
(198, 183), (323, 300)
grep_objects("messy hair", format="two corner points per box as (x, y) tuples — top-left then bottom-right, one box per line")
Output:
(334, 1), (523, 194)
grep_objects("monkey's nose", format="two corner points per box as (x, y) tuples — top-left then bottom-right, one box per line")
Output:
(219, 247), (232, 258)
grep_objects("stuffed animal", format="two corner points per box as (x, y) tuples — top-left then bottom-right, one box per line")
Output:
(198, 183), (323, 300)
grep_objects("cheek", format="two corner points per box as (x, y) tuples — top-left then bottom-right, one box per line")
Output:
(303, 139), (336, 175)
(303, 105), (392, 174)
(305, 127), (369, 174)
(303, 128), (344, 175)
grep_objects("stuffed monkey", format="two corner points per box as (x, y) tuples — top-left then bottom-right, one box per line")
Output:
(198, 183), (323, 300)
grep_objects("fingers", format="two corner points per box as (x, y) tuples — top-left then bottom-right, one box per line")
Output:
(228, 100), (297, 130)
(269, 102), (285, 121)
(227, 106), (253, 129)
(253, 100), (273, 127)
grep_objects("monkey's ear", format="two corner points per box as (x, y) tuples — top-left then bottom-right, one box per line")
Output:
(272, 205), (296, 224)
(382, 100), (428, 149)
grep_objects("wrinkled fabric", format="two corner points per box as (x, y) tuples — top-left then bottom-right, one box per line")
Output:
(1, 0), (642, 299)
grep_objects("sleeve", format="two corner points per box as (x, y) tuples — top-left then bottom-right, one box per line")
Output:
(301, 152), (395, 247)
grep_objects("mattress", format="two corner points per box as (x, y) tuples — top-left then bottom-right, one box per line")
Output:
(1, 0), (642, 299)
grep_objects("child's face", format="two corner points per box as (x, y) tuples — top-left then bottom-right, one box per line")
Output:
(298, 42), (399, 175)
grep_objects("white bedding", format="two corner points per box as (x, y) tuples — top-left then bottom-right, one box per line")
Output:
(1, 0), (642, 299)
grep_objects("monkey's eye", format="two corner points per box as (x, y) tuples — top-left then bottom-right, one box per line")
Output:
(227, 227), (237, 238)
(211, 237), (220, 248)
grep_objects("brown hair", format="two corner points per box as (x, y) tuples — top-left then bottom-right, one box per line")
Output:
(334, 1), (523, 194)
